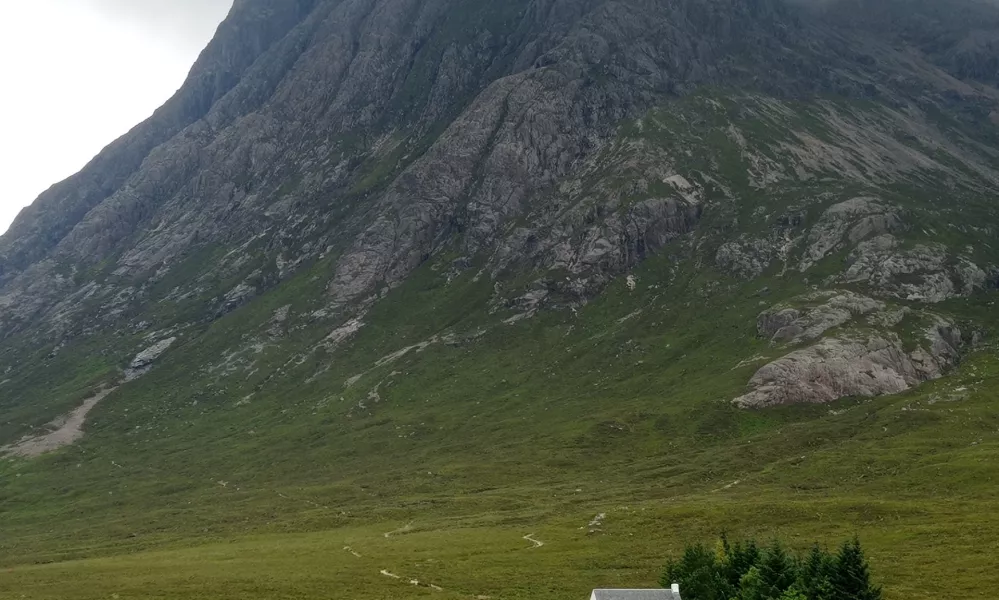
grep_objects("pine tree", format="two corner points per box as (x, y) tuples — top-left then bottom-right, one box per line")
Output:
(757, 541), (797, 598)
(717, 533), (732, 563)
(662, 535), (881, 600)
(736, 566), (767, 600)
(799, 545), (835, 600)
(661, 544), (733, 600)
(831, 538), (882, 600)
(779, 585), (808, 600)
(723, 538), (762, 590)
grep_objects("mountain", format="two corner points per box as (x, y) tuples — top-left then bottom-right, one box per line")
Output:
(2, 1), (999, 598)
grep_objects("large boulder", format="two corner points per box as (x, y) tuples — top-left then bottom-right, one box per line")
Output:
(734, 321), (962, 408)
(125, 337), (178, 381)
(840, 235), (986, 302)
(756, 291), (884, 344)
(799, 197), (904, 270)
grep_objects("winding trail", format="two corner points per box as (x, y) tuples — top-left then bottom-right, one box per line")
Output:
(383, 522), (413, 538)
(523, 534), (544, 549)
(712, 479), (741, 493)
(368, 527), (447, 592)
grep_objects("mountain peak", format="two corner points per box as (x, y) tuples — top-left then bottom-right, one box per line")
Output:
(2, 2), (999, 597)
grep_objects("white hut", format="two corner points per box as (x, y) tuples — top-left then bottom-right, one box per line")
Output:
(590, 586), (681, 600)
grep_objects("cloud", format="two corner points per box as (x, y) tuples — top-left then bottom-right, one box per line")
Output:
(66, 0), (234, 52)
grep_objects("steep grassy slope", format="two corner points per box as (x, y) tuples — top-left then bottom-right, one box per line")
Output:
(1, 278), (998, 599)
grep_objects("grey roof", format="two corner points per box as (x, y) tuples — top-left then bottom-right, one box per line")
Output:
(592, 590), (680, 600)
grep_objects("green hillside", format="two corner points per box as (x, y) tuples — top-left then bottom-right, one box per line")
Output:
(3, 87), (999, 598)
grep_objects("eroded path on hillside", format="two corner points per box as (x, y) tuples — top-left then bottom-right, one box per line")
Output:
(345, 538), (448, 592)
(2, 388), (117, 458)
(383, 522), (413, 538)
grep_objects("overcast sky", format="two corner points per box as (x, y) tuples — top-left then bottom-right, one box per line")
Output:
(0, 0), (233, 234)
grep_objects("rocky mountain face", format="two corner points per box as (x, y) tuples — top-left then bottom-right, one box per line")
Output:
(1, 0), (803, 327)
(2, 0), (999, 559)
(3, 0), (999, 405)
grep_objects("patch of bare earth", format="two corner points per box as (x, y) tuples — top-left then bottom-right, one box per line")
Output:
(2, 388), (117, 458)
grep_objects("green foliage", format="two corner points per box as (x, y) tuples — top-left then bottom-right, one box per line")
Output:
(723, 537), (763, 590)
(737, 567), (768, 600)
(800, 546), (836, 600)
(779, 586), (808, 600)
(662, 537), (882, 600)
(756, 542), (797, 599)
(2, 91), (999, 600)
(662, 544), (734, 600)
(831, 539), (883, 600)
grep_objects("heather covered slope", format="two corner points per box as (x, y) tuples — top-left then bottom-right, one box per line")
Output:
(2, 1), (999, 599)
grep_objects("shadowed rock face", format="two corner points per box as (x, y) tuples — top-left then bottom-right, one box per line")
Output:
(799, 197), (904, 270)
(1, 0), (999, 416)
(0, 0), (318, 278)
(757, 291), (885, 345)
(0, 0), (809, 337)
(125, 337), (178, 381)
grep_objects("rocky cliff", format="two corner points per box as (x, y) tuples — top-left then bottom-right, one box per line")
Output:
(2, 0), (999, 568)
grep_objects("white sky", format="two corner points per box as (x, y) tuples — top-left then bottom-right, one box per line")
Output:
(0, 0), (233, 235)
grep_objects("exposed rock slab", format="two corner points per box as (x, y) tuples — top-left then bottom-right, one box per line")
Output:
(734, 336), (917, 408)
(717, 237), (779, 279)
(800, 197), (903, 270)
(735, 322), (962, 408)
(757, 291), (885, 344)
(840, 235), (985, 302)
(125, 337), (177, 381)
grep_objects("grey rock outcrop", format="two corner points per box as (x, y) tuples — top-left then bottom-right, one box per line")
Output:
(0, 0), (815, 339)
(717, 237), (779, 279)
(715, 210), (802, 280)
(0, 0), (996, 437)
(217, 281), (259, 319)
(125, 337), (178, 381)
(734, 336), (914, 408)
(488, 144), (705, 298)
(0, 0), (316, 283)
(1, 0), (997, 349)
(323, 0), (782, 308)
(734, 320), (963, 408)
(799, 197), (903, 270)
(840, 235), (986, 302)
(733, 332), (958, 409)
(546, 196), (702, 294)
(757, 307), (802, 341)
(757, 291), (885, 344)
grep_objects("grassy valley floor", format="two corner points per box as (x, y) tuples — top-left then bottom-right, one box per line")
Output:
(2, 346), (998, 599)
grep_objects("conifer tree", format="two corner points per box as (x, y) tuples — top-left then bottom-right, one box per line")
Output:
(757, 541), (797, 598)
(661, 535), (881, 600)
(831, 538), (882, 600)
(736, 566), (767, 600)
(779, 585), (808, 600)
(723, 538), (762, 590)
(799, 545), (834, 600)
(661, 544), (733, 600)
